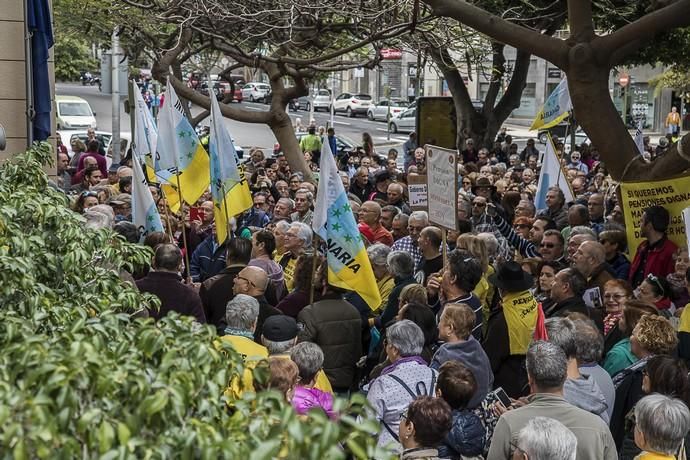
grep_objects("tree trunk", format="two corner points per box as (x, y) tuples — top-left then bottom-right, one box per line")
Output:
(270, 110), (312, 181)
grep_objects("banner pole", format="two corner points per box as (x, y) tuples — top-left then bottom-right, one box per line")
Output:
(175, 174), (192, 281)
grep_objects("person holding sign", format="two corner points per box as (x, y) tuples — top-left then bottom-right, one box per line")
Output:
(629, 206), (678, 289)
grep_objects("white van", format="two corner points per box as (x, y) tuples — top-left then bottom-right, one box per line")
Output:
(56, 95), (97, 130)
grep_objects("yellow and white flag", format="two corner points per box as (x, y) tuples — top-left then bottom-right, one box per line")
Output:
(156, 78), (210, 210)
(530, 78), (572, 131)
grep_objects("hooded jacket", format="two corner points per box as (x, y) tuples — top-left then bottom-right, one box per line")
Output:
(438, 409), (486, 459)
(563, 374), (610, 424)
(430, 337), (494, 409)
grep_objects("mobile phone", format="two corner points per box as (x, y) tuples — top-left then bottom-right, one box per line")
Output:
(189, 206), (204, 222)
(257, 167), (266, 176)
(492, 387), (512, 408)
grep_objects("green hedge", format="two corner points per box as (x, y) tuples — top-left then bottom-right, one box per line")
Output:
(0, 143), (391, 459)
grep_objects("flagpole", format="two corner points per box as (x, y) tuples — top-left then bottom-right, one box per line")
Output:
(309, 236), (319, 307)
(175, 174), (192, 281)
(548, 132), (575, 201)
(221, 184), (233, 242)
(159, 188), (175, 244)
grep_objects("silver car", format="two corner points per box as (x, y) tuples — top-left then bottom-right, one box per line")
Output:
(367, 99), (408, 121)
(312, 89), (332, 111)
(388, 106), (416, 134)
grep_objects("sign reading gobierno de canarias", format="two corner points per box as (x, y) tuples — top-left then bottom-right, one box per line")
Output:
(620, 175), (690, 257)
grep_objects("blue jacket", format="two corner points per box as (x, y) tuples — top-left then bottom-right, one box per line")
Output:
(608, 252), (631, 280)
(438, 409), (486, 459)
(190, 235), (226, 283)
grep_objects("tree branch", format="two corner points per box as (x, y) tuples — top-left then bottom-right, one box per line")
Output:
(493, 49), (531, 122)
(483, 43), (505, 114)
(421, 0), (568, 68)
(567, 0), (595, 42)
(594, 0), (690, 66)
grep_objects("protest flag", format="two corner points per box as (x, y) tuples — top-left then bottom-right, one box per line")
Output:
(208, 85), (253, 244)
(156, 78), (210, 210)
(534, 134), (574, 210)
(312, 140), (381, 310)
(530, 78), (572, 131)
(131, 158), (164, 243)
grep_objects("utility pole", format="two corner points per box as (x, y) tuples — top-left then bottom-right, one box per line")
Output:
(111, 27), (121, 167)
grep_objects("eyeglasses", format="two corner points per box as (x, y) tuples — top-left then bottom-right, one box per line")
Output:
(540, 242), (555, 249)
(646, 273), (665, 297)
(236, 275), (255, 287)
(604, 293), (626, 300)
(400, 410), (409, 421)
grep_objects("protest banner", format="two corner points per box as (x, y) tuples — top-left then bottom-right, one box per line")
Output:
(683, 206), (690, 251)
(407, 174), (428, 211)
(620, 174), (690, 256)
(425, 145), (458, 231)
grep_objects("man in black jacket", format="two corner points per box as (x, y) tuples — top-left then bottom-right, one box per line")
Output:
(546, 268), (603, 329)
(136, 244), (206, 323)
(199, 238), (252, 333)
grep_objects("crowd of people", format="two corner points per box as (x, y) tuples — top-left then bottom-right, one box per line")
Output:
(53, 122), (690, 459)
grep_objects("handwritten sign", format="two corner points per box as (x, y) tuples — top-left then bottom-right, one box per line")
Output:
(407, 175), (427, 211)
(425, 145), (458, 230)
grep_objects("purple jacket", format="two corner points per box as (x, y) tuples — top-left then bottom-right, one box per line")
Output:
(292, 386), (336, 419)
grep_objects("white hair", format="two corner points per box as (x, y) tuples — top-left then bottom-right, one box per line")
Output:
(289, 221), (313, 247)
(516, 417), (577, 460)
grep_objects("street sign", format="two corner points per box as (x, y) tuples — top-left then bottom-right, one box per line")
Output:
(619, 74), (630, 87)
(381, 48), (402, 60)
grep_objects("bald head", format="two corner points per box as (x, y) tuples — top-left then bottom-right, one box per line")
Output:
(233, 266), (269, 296)
(153, 244), (182, 272)
(360, 201), (382, 226)
(84, 156), (98, 168)
(117, 166), (133, 179)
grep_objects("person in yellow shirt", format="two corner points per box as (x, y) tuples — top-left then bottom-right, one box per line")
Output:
(633, 393), (690, 460)
(216, 294), (269, 400)
(261, 315), (333, 394)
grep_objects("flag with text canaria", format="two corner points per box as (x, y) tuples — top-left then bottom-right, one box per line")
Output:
(208, 86), (253, 244)
(313, 141), (381, 309)
(156, 78), (210, 206)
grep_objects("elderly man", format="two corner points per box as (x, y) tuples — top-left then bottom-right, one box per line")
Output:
(561, 204), (589, 242)
(391, 213), (409, 241)
(290, 188), (314, 225)
(199, 238), (253, 333)
(273, 197), (294, 221)
(233, 265), (282, 342)
(359, 201), (393, 246)
(572, 241), (613, 301)
(391, 210), (428, 267)
(279, 222), (312, 291)
(513, 417), (577, 460)
(386, 182), (410, 214)
(379, 205), (400, 231)
(275, 179), (290, 198)
(349, 166), (374, 203)
(136, 244), (206, 323)
(566, 227), (597, 262)
(219, 294), (268, 360)
(488, 341), (617, 460)
(545, 268), (598, 325)
(537, 186), (569, 230)
(515, 199), (536, 219)
(634, 394), (690, 458)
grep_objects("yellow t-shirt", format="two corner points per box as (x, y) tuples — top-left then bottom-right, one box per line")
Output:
(283, 257), (297, 292)
(375, 276), (395, 312)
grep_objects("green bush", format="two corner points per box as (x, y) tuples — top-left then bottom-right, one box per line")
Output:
(0, 143), (391, 459)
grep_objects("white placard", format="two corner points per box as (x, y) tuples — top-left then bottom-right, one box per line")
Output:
(425, 145), (458, 230)
(407, 175), (427, 211)
(683, 206), (690, 252)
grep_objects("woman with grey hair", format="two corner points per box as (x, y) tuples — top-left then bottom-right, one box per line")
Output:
(514, 417), (577, 460)
(290, 342), (335, 419)
(365, 320), (438, 452)
(367, 244), (394, 312)
(634, 394), (690, 459)
(370, 251), (417, 330)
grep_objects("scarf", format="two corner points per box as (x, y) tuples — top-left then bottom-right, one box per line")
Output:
(502, 290), (538, 355)
(381, 356), (428, 376)
(604, 312), (622, 335)
(223, 327), (255, 340)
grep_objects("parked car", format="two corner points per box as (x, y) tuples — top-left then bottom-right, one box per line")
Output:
(241, 82), (271, 102)
(563, 131), (590, 154)
(367, 99), (408, 121)
(201, 79), (243, 103)
(332, 93), (372, 117)
(312, 89), (332, 111)
(295, 96), (311, 111)
(388, 106), (416, 134)
(56, 95), (97, 130)
(537, 122), (570, 144)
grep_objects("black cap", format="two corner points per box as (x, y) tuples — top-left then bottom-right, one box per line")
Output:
(262, 316), (298, 341)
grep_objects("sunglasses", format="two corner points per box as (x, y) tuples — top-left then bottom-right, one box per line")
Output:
(540, 242), (555, 249)
(646, 273), (665, 297)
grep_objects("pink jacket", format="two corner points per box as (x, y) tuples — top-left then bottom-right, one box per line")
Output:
(292, 386), (336, 419)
